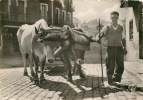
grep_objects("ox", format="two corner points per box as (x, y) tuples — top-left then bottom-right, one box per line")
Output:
(17, 19), (54, 84)
(17, 19), (76, 84)
(39, 25), (93, 82)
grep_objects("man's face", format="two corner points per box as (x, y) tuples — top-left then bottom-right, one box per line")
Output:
(111, 14), (119, 23)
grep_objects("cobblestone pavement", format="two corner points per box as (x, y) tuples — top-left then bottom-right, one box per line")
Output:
(0, 61), (143, 100)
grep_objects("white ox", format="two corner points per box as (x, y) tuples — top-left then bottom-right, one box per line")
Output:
(17, 19), (54, 84)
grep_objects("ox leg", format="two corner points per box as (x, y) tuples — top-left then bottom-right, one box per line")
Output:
(74, 50), (86, 79)
(75, 62), (86, 79)
(39, 57), (46, 84)
(23, 54), (28, 76)
(33, 54), (39, 84)
(29, 55), (35, 78)
(34, 63), (39, 84)
(54, 40), (70, 57)
(73, 61), (78, 75)
(61, 53), (73, 82)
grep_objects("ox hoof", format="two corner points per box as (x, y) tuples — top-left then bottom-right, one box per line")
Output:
(33, 75), (39, 85)
(79, 70), (87, 79)
(31, 72), (35, 78)
(68, 77), (73, 83)
(80, 74), (87, 80)
(34, 80), (39, 85)
(39, 79), (47, 84)
(23, 71), (28, 76)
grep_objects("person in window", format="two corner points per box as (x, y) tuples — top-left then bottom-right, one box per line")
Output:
(92, 11), (127, 85)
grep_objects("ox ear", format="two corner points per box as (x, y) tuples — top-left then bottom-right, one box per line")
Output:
(63, 25), (70, 30)
(67, 25), (70, 30)
(66, 25), (71, 32)
(35, 27), (38, 34)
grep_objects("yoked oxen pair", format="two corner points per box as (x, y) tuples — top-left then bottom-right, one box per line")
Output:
(17, 19), (79, 84)
(17, 19), (94, 84)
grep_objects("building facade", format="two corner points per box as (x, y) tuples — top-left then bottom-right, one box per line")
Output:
(0, 0), (73, 56)
(120, 0), (143, 60)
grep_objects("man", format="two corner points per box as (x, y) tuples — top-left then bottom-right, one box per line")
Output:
(93, 11), (127, 85)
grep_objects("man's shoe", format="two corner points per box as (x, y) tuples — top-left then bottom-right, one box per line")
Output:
(108, 81), (114, 86)
(78, 66), (86, 79)
(79, 70), (87, 79)
(104, 81), (116, 88)
(112, 78), (121, 83)
(80, 72), (86, 79)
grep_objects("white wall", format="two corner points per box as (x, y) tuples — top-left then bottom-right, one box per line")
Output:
(122, 7), (139, 61)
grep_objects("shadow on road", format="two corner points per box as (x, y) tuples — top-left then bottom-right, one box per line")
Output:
(36, 66), (143, 99)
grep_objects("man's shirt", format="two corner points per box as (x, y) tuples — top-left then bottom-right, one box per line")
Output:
(96, 24), (125, 47)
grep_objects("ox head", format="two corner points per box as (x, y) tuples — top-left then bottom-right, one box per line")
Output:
(34, 19), (53, 37)
(35, 26), (48, 43)
(44, 42), (55, 64)
(35, 27), (45, 36)
(34, 27), (54, 64)
(61, 25), (71, 39)
(34, 19), (47, 32)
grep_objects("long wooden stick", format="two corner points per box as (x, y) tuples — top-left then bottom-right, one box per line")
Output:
(99, 19), (104, 84)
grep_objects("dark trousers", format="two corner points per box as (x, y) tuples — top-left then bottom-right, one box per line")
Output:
(106, 46), (124, 83)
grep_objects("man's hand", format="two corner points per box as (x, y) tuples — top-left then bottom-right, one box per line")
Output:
(37, 38), (43, 42)
(122, 46), (127, 55)
(96, 39), (101, 44)
(89, 34), (101, 43)
(121, 39), (127, 55)
(123, 48), (127, 55)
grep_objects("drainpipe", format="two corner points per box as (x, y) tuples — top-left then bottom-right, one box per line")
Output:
(49, 0), (54, 25)
(24, 0), (27, 23)
(0, 13), (2, 50)
(8, 0), (11, 20)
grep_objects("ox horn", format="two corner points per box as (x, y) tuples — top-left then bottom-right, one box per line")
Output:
(35, 27), (38, 34)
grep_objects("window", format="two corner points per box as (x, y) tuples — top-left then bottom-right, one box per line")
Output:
(62, 10), (66, 24)
(67, 12), (71, 25)
(17, 0), (24, 21)
(55, 8), (60, 25)
(40, 3), (48, 18)
(8, 0), (11, 20)
(16, 0), (27, 22)
(129, 19), (133, 40)
(16, 0), (27, 7)
(0, 31), (2, 47)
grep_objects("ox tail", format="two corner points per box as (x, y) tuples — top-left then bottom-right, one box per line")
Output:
(16, 24), (28, 44)
(16, 26), (24, 55)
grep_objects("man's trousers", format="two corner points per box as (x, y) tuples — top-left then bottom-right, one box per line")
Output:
(106, 46), (124, 84)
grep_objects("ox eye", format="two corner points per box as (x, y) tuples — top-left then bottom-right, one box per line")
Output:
(45, 32), (47, 34)
(61, 30), (64, 32)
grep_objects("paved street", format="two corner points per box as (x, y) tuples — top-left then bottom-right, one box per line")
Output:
(0, 61), (143, 100)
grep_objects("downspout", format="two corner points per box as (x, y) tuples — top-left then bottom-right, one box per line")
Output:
(24, 0), (27, 23)
(8, 0), (11, 20)
(50, 0), (54, 25)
